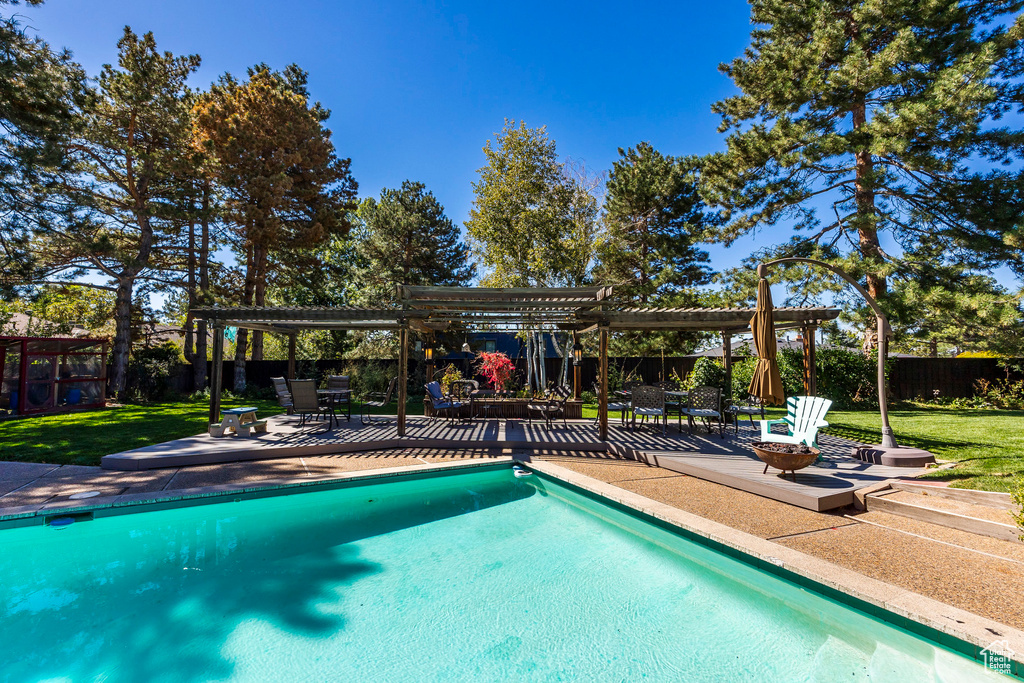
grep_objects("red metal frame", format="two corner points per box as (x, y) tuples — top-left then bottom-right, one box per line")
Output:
(1, 335), (108, 416)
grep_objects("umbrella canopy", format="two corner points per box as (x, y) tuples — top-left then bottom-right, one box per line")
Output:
(748, 277), (786, 406)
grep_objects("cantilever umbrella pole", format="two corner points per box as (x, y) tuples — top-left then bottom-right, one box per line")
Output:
(757, 259), (897, 449)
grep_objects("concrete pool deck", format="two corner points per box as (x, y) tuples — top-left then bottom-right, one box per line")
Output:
(1, 451), (1022, 673)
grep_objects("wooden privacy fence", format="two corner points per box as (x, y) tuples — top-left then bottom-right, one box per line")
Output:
(888, 357), (1022, 401)
(163, 356), (1022, 401)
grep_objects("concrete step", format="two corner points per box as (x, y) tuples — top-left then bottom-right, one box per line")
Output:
(865, 487), (1021, 544)
(890, 480), (1014, 510)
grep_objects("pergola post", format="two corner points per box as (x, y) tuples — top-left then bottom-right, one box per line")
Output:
(287, 333), (297, 380)
(425, 332), (435, 383)
(598, 323), (609, 441)
(722, 330), (733, 410)
(572, 331), (581, 399)
(209, 324), (224, 424)
(801, 324), (817, 396)
(397, 321), (408, 437)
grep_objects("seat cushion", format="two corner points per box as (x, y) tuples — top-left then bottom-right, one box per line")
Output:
(729, 406), (761, 414)
(682, 408), (720, 418)
(633, 408), (664, 416)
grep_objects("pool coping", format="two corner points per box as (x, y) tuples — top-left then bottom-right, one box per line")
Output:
(0, 458), (514, 528)
(525, 459), (1024, 677)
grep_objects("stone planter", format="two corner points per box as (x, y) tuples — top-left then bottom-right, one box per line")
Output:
(751, 442), (819, 481)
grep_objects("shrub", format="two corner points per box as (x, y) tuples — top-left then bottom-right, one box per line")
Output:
(974, 377), (1024, 409)
(731, 357), (757, 399)
(440, 364), (462, 395)
(581, 390), (596, 405)
(815, 347), (878, 409)
(340, 360), (392, 397)
(126, 342), (184, 402)
(684, 357), (726, 391)
(476, 351), (515, 390)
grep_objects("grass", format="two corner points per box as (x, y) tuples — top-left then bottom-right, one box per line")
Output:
(0, 397), (425, 467)
(821, 403), (1024, 493)
(3, 398), (1021, 493)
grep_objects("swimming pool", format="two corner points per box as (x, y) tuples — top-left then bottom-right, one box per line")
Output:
(0, 465), (1009, 681)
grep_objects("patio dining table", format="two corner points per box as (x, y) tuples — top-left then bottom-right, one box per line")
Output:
(317, 388), (352, 424)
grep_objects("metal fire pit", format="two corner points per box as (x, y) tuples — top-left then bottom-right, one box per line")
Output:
(751, 442), (819, 481)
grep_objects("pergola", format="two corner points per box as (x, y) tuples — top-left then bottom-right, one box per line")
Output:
(191, 286), (840, 440)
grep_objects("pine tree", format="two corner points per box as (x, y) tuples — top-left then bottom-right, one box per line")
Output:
(596, 143), (715, 304)
(193, 65), (358, 388)
(0, 0), (88, 294)
(36, 28), (200, 399)
(355, 180), (475, 305)
(701, 1), (1024, 331)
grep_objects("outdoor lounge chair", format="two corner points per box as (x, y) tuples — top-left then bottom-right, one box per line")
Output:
(425, 381), (462, 423)
(758, 395), (832, 448)
(288, 379), (334, 430)
(631, 385), (667, 434)
(680, 386), (724, 437)
(271, 376), (293, 414)
(361, 377), (398, 425)
(528, 385), (572, 429)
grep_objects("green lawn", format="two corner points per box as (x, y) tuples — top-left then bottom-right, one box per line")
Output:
(0, 398), (425, 467)
(3, 399), (1021, 492)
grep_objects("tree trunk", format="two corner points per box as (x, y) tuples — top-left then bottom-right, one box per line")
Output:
(525, 333), (535, 393)
(183, 216), (196, 363)
(233, 242), (255, 392)
(536, 332), (547, 391)
(250, 245), (268, 361)
(852, 96), (885, 350)
(192, 181), (211, 392)
(108, 275), (135, 400)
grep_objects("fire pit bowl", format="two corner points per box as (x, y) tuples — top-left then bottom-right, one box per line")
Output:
(750, 442), (819, 480)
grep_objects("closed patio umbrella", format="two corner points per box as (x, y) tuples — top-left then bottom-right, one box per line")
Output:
(748, 276), (785, 406)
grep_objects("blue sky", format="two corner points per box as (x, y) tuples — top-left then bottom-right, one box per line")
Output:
(25, 0), (771, 274)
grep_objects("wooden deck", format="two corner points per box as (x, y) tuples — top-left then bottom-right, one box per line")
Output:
(100, 415), (925, 512)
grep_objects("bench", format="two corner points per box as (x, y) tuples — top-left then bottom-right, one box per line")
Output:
(236, 420), (268, 437)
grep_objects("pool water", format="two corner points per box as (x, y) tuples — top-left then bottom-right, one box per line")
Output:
(0, 467), (1006, 682)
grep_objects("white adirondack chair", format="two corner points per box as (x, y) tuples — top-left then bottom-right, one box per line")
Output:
(758, 396), (832, 448)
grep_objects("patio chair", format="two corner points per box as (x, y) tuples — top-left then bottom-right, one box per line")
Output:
(680, 386), (724, 437)
(271, 376), (293, 415)
(425, 381), (462, 424)
(361, 377), (398, 425)
(631, 385), (667, 434)
(726, 394), (765, 434)
(655, 380), (683, 425)
(325, 375), (352, 421)
(592, 381), (630, 426)
(758, 396), (832, 448)
(288, 379), (334, 430)
(528, 385), (572, 429)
